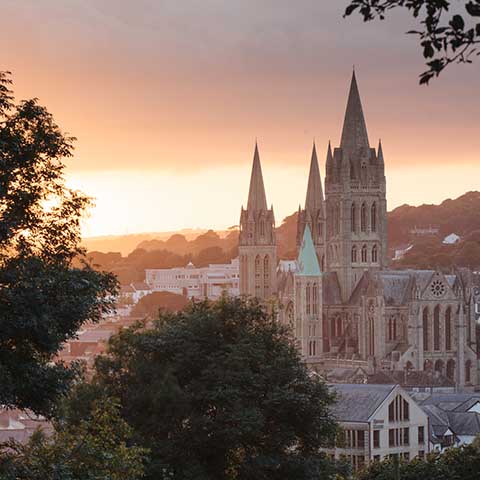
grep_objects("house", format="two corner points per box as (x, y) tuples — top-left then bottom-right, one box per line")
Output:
(327, 384), (429, 470)
(411, 391), (480, 451)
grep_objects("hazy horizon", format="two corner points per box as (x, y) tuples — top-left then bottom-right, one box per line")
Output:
(3, 0), (479, 237)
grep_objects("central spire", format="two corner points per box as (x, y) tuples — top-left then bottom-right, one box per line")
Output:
(340, 70), (370, 155)
(247, 142), (268, 212)
(305, 142), (324, 212)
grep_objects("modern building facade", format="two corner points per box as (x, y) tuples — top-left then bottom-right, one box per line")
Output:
(238, 72), (478, 389)
(328, 384), (429, 470)
(146, 258), (239, 300)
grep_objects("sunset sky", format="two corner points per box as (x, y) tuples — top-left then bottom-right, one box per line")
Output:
(2, 0), (479, 237)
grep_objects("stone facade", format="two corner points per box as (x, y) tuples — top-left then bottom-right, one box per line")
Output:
(238, 72), (478, 389)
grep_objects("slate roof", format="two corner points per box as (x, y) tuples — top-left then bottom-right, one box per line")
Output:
(323, 272), (342, 304)
(447, 411), (480, 436)
(329, 384), (396, 423)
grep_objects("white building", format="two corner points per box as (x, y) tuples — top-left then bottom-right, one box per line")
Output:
(145, 258), (239, 300)
(327, 384), (430, 471)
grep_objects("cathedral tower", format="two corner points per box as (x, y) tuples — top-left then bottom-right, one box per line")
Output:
(325, 71), (388, 302)
(296, 143), (326, 271)
(239, 143), (277, 299)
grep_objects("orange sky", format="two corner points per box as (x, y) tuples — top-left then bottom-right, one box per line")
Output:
(2, 0), (479, 237)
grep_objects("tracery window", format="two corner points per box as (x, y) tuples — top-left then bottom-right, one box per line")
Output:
(361, 203), (367, 232)
(371, 202), (377, 232)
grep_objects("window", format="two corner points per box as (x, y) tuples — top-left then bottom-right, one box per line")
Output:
(423, 307), (429, 351)
(373, 455), (381, 462)
(306, 284), (311, 315)
(418, 450), (425, 459)
(403, 427), (409, 446)
(263, 255), (270, 296)
(352, 245), (357, 263)
(466, 360), (472, 383)
(388, 395), (409, 422)
(418, 426), (425, 445)
(447, 359), (455, 381)
(445, 307), (452, 350)
(434, 305), (440, 351)
(402, 452), (410, 461)
(372, 244), (378, 263)
(389, 429), (395, 447)
(371, 202), (377, 232)
(357, 430), (365, 448)
(373, 430), (380, 449)
(361, 244), (367, 262)
(312, 283), (318, 315)
(361, 203), (367, 232)
(351, 203), (356, 233)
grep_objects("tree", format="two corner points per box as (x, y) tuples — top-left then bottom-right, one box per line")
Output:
(131, 291), (189, 318)
(344, 1), (480, 83)
(0, 71), (117, 415)
(0, 399), (146, 480)
(89, 297), (343, 480)
(356, 442), (480, 480)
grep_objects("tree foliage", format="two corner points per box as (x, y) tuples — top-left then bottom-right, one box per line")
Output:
(356, 442), (480, 480)
(344, 0), (480, 83)
(0, 71), (117, 415)
(0, 399), (146, 480)
(84, 297), (344, 480)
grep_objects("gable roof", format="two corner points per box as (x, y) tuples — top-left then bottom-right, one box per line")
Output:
(329, 384), (396, 423)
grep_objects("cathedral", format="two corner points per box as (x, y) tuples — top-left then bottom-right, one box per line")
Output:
(238, 72), (478, 389)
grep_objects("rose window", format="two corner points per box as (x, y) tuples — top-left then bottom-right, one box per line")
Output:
(430, 280), (446, 298)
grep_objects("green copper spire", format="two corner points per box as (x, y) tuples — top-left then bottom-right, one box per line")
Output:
(297, 224), (322, 276)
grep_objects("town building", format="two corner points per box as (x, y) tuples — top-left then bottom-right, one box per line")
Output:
(145, 258), (239, 300)
(238, 71), (478, 389)
(327, 384), (429, 470)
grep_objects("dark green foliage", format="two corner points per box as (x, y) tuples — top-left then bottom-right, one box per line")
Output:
(356, 442), (480, 479)
(131, 291), (189, 318)
(344, 1), (480, 83)
(0, 71), (117, 415)
(88, 297), (343, 480)
(0, 399), (146, 480)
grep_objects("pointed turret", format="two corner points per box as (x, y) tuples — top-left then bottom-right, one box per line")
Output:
(340, 70), (370, 156)
(377, 139), (384, 165)
(247, 142), (268, 212)
(297, 225), (321, 276)
(305, 142), (324, 212)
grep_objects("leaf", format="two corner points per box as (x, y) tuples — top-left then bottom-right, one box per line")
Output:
(344, 4), (360, 17)
(450, 15), (465, 31)
(466, 2), (480, 17)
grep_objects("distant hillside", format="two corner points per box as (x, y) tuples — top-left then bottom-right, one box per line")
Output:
(85, 191), (480, 282)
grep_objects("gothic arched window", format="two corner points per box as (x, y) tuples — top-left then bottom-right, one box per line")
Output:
(371, 202), (377, 232)
(361, 244), (367, 263)
(445, 307), (452, 350)
(361, 203), (367, 232)
(263, 255), (270, 296)
(259, 219), (265, 237)
(372, 245), (378, 263)
(446, 359), (455, 381)
(423, 307), (429, 351)
(466, 360), (472, 383)
(255, 255), (262, 296)
(351, 203), (356, 233)
(335, 203), (341, 235)
(351, 245), (357, 263)
(312, 283), (318, 315)
(434, 305), (440, 351)
(306, 283), (311, 315)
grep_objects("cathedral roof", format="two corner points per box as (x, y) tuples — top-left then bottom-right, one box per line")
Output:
(340, 70), (370, 157)
(296, 225), (321, 276)
(246, 142), (268, 212)
(304, 142), (324, 213)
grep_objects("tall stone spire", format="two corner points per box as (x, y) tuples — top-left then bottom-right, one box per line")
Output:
(340, 70), (370, 155)
(305, 142), (324, 212)
(247, 142), (268, 212)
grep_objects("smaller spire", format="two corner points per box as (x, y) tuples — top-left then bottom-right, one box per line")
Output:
(246, 142), (268, 212)
(326, 141), (334, 172)
(377, 139), (384, 164)
(305, 142), (324, 212)
(296, 224), (321, 276)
